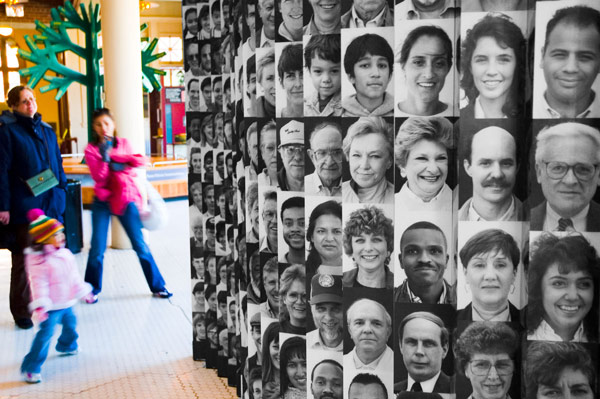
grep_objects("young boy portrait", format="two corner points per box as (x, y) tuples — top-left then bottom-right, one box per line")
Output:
(304, 34), (343, 117)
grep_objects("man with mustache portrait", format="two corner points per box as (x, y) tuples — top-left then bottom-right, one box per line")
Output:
(311, 359), (344, 399)
(307, 274), (343, 351)
(394, 221), (455, 305)
(459, 126), (525, 221)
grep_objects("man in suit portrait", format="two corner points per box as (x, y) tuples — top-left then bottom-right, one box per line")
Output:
(394, 222), (455, 305)
(532, 122), (600, 232)
(341, 0), (393, 28)
(459, 126), (524, 222)
(395, 312), (451, 395)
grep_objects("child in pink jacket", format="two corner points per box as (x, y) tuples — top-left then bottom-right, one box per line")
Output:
(21, 209), (92, 383)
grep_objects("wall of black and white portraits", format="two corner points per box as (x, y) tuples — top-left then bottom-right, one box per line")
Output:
(183, 0), (600, 398)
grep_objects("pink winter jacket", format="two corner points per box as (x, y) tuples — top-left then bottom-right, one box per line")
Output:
(25, 245), (92, 312)
(84, 137), (146, 215)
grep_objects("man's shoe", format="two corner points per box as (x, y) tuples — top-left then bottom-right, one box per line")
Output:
(22, 372), (42, 383)
(15, 318), (33, 330)
(152, 290), (173, 299)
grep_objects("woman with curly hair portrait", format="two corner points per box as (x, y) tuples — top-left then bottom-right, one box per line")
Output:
(460, 13), (526, 119)
(525, 341), (595, 399)
(455, 322), (519, 399)
(342, 205), (394, 289)
(527, 233), (599, 342)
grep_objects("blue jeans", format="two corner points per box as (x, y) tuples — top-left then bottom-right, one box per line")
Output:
(21, 307), (78, 374)
(85, 199), (166, 295)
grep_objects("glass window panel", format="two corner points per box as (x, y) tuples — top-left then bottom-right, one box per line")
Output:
(6, 43), (19, 68)
(8, 71), (20, 90)
(0, 74), (5, 102)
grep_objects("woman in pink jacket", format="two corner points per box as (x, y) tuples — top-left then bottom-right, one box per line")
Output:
(84, 108), (171, 303)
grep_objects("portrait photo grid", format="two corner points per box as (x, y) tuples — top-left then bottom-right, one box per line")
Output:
(183, 0), (600, 398)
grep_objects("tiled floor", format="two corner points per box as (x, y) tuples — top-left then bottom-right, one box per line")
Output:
(0, 200), (237, 398)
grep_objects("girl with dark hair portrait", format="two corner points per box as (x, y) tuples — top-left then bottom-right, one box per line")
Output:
(279, 336), (307, 399)
(526, 341), (595, 399)
(460, 13), (526, 119)
(527, 234), (599, 342)
(262, 321), (281, 399)
(397, 25), (454, 117)
(184, 6), (200, 40)
(342, 205), (394, 288)
(306, 200), (343, 280)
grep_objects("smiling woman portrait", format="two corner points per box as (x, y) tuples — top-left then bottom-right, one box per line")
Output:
(396, 25), (454, 117)
(342, 205), (394, 289)
(395, 116), (455, 211)
(460, 13), (526, 119)
(526, 233), (599, 343)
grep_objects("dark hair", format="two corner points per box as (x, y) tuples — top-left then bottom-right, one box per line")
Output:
(246, 55), (256, 82)
(193, 282), (204, 294)
(248, 367), (262, 399)
(217, 290), (227, 304)
(399, 25), (453, 68)
(344, 34), (394, 79)
(204, 283), (217, 301)
(454, 321), (519, 375)
(280, 336), (306, 391)
(90, 108), (118, 147)
(307, 200), (342, 269)
(526, 341), (596, 399)
(7, 85), (33, 108)
(459, 228), (520, 271)
(348, 373), (388, 399)
(280, 196), (304, 221)
(277, 43), (303, 81)
(199, 5), (209, 20)
(527, 234), (599, 341)
(400, 221), (447, 252)
(311, 359), (342, 382)
(304, 34), (341, 70)
(185, 6), (198, 23)
(398, 311), (449, 349)
(213, 76), (222, 86)
(343, 206), (394, 264)
(460, 14), (526, 118)
(201, 77), (211, 90)
(262, 322), (281, 386)
(188, 78), (199, 91)
(544, 6), (600, 52)
(211, 0), (220, 14)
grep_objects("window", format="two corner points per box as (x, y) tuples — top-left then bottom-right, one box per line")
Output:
(0, 37), (26, 102)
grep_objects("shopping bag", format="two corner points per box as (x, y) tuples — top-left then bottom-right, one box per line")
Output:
(140, 181), (168, 230)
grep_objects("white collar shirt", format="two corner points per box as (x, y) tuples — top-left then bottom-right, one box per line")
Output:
(396, 183), (452, 212)
(350, 5), (386, 28)
(305, 171), (342, 197)
(534, 91), (600, 119)
(407, 371), (441, 393)
(467, 196), (516, 222)
(527, 319), (587, 342)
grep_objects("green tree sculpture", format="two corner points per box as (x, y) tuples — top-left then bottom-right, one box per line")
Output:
(18, 1), (166, 140)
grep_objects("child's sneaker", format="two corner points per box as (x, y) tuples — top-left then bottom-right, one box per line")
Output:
(22, 372), (41, 383)
(84, 293), (98, 304)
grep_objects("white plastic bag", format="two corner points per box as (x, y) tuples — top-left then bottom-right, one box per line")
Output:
(141, 181), (168, 230)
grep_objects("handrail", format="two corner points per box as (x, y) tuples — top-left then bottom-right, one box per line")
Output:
(152, 160), (188, 167)
(61, 153), (85, 158)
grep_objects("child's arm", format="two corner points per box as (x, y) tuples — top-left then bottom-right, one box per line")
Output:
(24, 248), (52, 313)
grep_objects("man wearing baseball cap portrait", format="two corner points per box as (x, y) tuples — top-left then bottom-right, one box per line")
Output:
(277, 119), (305, 192)
(307, 274), (343, 351)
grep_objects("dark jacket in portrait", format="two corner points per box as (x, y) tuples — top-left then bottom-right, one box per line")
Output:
(0, 111), (67, 224)
(393, 279), (456, 306)
(530, 200), (600, 232)
(394, 370), (452, 393)
(340, 3), (394, 28)
(342, 266), (394, 289)
(456, 302), (521, 323)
